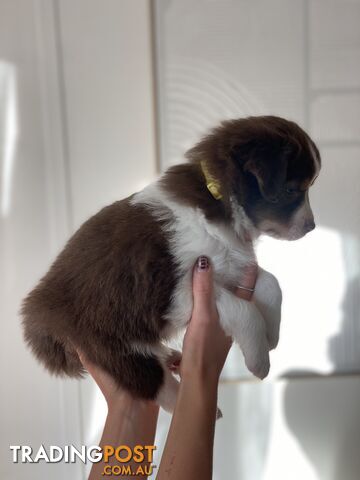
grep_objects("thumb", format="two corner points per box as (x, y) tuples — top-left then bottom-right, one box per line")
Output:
(192, 256), (216, 313)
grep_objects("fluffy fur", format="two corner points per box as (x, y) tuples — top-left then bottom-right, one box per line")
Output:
(21, 115), (321, 413)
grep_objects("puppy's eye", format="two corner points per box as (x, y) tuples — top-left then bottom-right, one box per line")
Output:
(286, 187), (297, 194)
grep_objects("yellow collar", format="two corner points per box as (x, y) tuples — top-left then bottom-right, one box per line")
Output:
(200, 160), (223, 200)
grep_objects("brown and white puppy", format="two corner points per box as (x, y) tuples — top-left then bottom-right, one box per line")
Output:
(21, 115), (321, 413)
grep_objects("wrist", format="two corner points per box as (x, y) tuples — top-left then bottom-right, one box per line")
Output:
(180, 365), (220, 394)
(177, 374), (219, 418)
(107, 393), (158, 419)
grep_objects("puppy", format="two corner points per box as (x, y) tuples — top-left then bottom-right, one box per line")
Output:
(21, 115), (321, 413)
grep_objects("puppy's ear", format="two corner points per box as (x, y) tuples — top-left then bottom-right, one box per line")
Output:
(243, 146), (288, 203)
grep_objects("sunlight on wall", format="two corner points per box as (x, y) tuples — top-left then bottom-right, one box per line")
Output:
(257, 226), (348, 376)
(0, 61), (18, 217)
(263, 381), (319, 480)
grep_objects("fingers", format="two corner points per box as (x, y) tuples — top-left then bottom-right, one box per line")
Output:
(192, 256), (258, 306)
(235, 263), (258, 301)
(77, 348), (90, 369)
(239, 263), (258, 288)
(76, 349), (99, 379)
(76, 348), (85, 365)
(76, 349), (92, 373)
(192, 256), (217, 316)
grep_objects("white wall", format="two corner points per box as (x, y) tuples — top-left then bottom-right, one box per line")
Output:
(0, 1), (156, 479)
(1, 1), (359, 480)
(58, 0), (158, 228)
(0, 1), (81, 479)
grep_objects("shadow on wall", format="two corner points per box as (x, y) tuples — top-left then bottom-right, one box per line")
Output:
(283, 275), (360, 480)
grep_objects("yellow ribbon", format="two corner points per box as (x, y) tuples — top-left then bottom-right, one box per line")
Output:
(200, 160), (223, 200)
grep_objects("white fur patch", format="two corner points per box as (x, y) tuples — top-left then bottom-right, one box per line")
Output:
(131, 183), (256, 329)
(129, 181), (281, 380)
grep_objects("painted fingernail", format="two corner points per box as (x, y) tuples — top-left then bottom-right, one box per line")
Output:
(197, 256), (209, 271)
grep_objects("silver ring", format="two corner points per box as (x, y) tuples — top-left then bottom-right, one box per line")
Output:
(237, 285), (255, 292)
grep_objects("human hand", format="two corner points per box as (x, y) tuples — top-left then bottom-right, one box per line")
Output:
(77, 350), (159, 419)
(177, 256), (258, 385)
(77, 356), (159, 480)
(77, 350), (126, 409)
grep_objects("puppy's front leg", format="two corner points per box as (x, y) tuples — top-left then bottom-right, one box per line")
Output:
(216, 287), (270, 379)
(252, 267), (282, 350)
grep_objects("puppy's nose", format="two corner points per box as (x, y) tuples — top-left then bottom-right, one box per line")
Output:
(304, 220), (315, 232)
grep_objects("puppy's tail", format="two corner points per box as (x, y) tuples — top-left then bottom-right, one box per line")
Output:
(21, 301), (83, 378)
(25, 330), (83, 377)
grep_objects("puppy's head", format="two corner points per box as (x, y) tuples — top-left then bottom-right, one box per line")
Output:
(187, 116), (321, 241)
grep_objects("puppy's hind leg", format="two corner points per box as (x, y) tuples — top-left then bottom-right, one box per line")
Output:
(89, 340), (165, 401)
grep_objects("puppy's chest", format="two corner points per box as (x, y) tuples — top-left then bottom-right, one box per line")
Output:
(168, 210), (254, 287)
(213, 245), (250, 285)
(129, 184), (254, 287)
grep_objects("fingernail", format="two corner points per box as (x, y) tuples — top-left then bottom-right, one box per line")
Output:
(197, 256), (209, 271)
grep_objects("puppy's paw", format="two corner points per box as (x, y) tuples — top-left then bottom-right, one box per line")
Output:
(246, 352), (270, 380)
(267, 331), (279, 351)
(165, 349), (182, 372)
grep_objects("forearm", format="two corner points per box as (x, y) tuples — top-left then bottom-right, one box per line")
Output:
(156, 375), (218, 480)
(89, 394), (159, 480)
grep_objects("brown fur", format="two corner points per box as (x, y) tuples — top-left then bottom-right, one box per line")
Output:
(22, 197), (178, 398)
(159, 162), (232, 223)
(21, 115), (320, 400)
(161, 116), (320, 231)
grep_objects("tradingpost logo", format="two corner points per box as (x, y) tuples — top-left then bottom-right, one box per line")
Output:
(10, 444), (157, 476)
